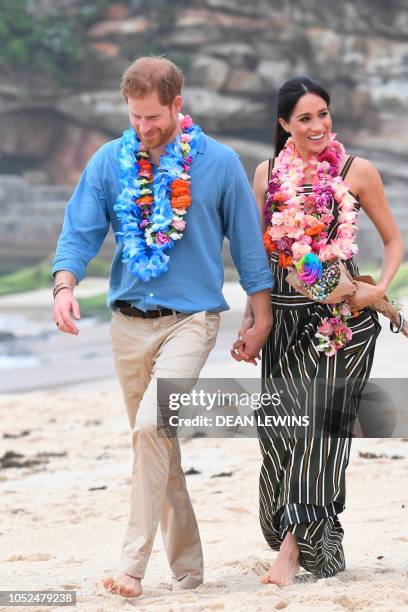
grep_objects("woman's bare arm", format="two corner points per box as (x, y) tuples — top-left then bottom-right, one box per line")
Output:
(347, 158), (404, 309)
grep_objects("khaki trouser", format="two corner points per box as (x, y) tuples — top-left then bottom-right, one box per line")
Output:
(110, 309), (220, 583)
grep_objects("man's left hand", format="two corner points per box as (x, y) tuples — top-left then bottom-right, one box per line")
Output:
(231, 322), (272, 365)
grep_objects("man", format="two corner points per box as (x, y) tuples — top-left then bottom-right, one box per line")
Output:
(52, 56), (273, 598)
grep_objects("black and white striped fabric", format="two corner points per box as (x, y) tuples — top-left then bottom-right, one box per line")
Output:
(259, 157), (381, 578)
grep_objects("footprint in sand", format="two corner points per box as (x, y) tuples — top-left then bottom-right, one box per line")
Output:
(224, 558), (270, 576)
(61, 584), (80, 590)
(70, 510), (99, 523)
(65, 558), (85, 565)
(225, 506), (250, 514)
(256, 586), (287, 602)
(335, 595), (357, 610)
(6, 553), (53, 562)
(195, 580), (226, 591)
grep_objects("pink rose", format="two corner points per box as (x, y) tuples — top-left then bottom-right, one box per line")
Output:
(318, 320), (333, 335)
(180, 115), (193, 130)
(319, 244), (334, 261)
(172, 218), (186, 231)
(269, 225), (287, 240)
(156, 231), (170, 245)
(292, 241), (311, 260)
(344, 326), (353, 341)
(298, 235), (312, 245)
(329, 317), (341, 325)
(321, 213), (334, 225)
(333, 323), (352, 342)
(325, 343), (337, 357)
(340, 303), (351, 316)
(338, 211), (357, 224)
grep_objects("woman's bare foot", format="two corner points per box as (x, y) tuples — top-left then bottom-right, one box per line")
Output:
(260, 555), (300, 587)
(260, 532), (300, 587)
(102, 572), (143, 597)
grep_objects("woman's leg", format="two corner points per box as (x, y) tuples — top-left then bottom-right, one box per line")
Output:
(260, 532), (300, 586)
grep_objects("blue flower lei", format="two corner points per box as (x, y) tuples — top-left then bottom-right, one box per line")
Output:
(114, 119), (202, 282)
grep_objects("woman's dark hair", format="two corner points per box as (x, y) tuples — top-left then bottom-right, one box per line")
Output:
(274, 77), (330, 156)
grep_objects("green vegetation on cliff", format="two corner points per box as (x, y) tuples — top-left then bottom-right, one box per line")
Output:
(0, 0), (181, 81)
(0, 0), (109, 78)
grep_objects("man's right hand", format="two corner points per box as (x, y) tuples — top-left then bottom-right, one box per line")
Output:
(53, 289), (81, 335)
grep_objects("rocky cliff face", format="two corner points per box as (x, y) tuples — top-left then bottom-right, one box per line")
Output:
(0, 0), (407, 267)
(1, 0), (408, 182)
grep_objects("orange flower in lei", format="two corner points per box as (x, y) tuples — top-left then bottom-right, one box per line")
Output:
(278, 252), (293, 268)
(304, 221), (326, 236)
(171, 178), (190, 195)
(138, 159), (154, 180)
(263, 232), (277, 253)
(170, 178), (191, 210)
(136, 158), (154, 208)
(137, 195), (154, 206)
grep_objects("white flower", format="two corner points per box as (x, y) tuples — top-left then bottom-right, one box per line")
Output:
(145, 229), (154, 246)
(169, 231), (182, 240)
(272, 212), (284, 225)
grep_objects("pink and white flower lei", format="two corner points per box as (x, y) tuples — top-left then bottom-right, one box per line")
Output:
(264, 133), (358, 265)
(264, 133), (360, 356)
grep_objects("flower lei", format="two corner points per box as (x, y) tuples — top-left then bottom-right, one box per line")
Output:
(263, 134), (359, 357)
(114, 115), (202, 282)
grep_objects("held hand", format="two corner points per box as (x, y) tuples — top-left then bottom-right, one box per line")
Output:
(347, 280), (384, 311)
(230, 317), (256, 363)
(231, 320), (272, 365)
(230, 315), (256, 363)
(53, 289), (81, 335)
(242, 324), (271, 360)
(231, 336), (257, 365)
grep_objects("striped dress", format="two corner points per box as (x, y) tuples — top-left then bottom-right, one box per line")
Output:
(259, 156), (381, 578)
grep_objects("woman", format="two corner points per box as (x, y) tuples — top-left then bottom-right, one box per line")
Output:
(233, 77), (404, 586)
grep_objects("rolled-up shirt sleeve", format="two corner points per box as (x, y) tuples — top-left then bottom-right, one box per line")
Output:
(221, 153), (274, 294)
(51, 153), (110, 282)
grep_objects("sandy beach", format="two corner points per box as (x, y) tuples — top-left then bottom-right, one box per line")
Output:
(0, 282), (407, 611)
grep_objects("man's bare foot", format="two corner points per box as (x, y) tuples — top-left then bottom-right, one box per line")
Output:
(260, 555), (300, 587)
(102, 572), (143, 597)
(260, 531), (300, 587)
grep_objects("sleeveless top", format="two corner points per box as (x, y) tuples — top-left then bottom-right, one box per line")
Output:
(265, 156), (360, 308)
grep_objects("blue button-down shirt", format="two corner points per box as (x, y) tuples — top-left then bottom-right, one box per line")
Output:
(52, 132), (274, 312)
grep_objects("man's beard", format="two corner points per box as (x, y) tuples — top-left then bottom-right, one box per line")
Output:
(137, 115), (179, 149)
